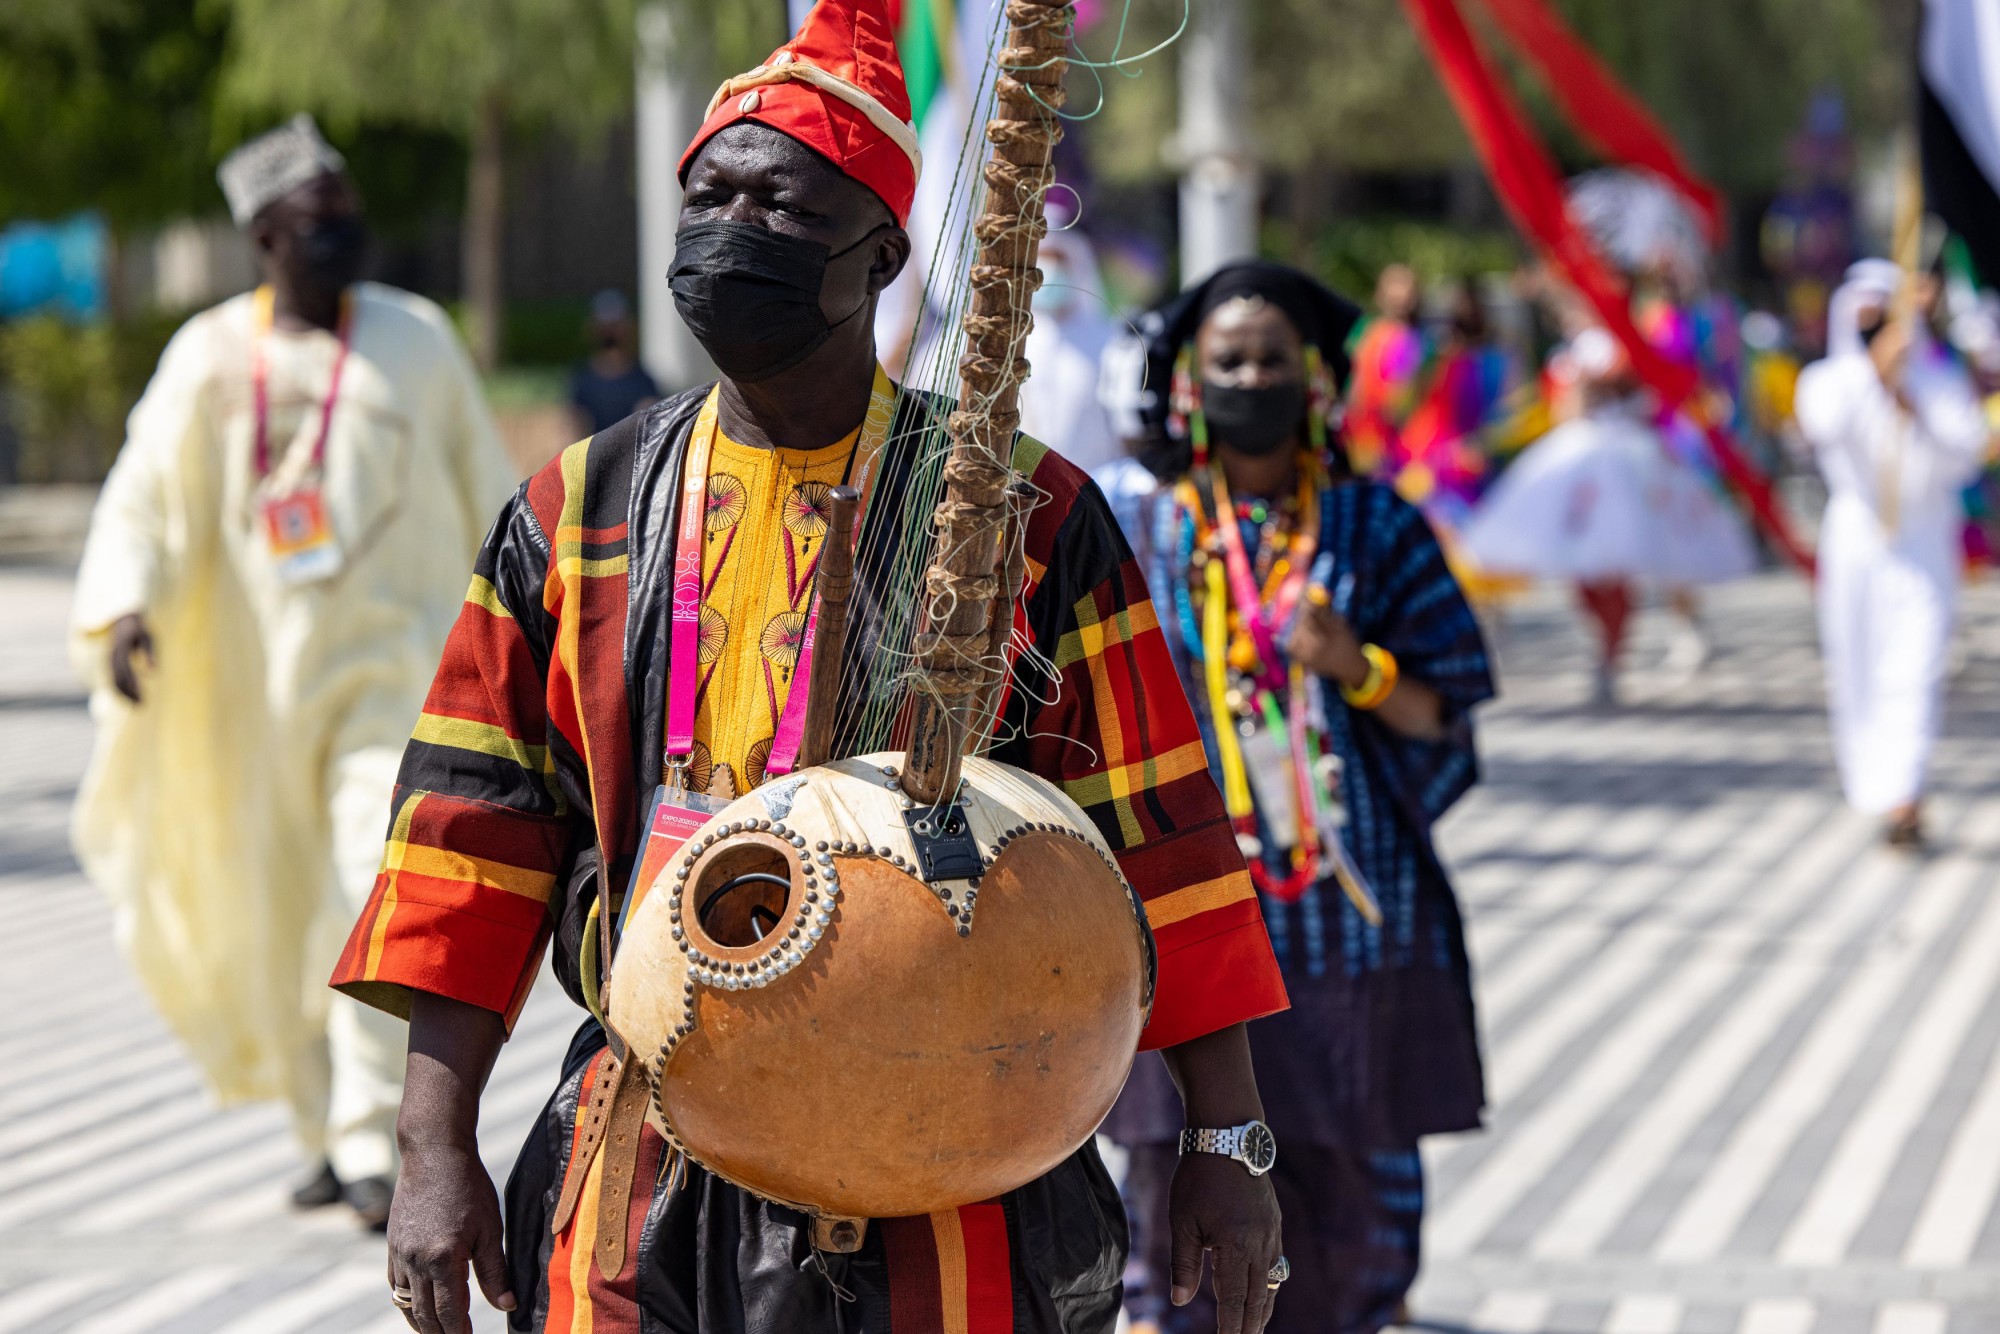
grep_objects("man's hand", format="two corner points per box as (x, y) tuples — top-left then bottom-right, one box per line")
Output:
(1285, 598), (1365, 689)
(390, 992), (513, 1333)
(1167, 1151), (1283, 1334)
(389, 1138), (514, 1334)
(1870, 315), (1915, 397)
(1158, 1024), (1284, 1334)
(109, 613), (153, 704)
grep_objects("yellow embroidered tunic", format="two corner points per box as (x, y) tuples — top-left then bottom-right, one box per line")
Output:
(688, 426), (860, 794)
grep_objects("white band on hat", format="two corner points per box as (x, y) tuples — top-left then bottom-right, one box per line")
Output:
(705, 52), (923, 184)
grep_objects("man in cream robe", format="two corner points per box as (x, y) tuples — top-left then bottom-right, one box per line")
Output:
(1795, 259), (1991, 844)
(68, 116), (518, 1225)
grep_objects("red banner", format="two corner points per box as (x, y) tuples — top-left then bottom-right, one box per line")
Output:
(1470, 0), (1726, 245)
(1399, 0), (1814, 573)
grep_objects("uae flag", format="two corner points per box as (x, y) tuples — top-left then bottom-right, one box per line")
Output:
(1921, 0), (2000, 288)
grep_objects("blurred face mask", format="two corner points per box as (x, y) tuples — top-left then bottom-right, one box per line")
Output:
(1201, 381), (1305, 458)
(669, 220), (882, 382)
(1035, 257), (1078, 320)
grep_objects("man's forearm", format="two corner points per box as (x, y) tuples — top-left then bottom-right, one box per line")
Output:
(400, 991), (507, 1149)
(1158, 1023), (1266, 1127)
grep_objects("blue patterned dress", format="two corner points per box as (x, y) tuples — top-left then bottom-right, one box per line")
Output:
(1104, 474), (1495, 1334)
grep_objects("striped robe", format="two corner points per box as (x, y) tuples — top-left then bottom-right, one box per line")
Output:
(331, 384), (1287, 1333)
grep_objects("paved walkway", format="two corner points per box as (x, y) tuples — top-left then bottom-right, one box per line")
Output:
(0, 565), (572, 1334)
(1416, 577), (2000, 1334)
(2, 561), (1997, 1333)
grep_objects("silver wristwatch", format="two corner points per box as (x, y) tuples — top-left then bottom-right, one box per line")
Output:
(1179, 1119), (1277, 1176)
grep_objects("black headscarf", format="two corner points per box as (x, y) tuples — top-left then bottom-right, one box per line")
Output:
(1124, 260), (1362, 480)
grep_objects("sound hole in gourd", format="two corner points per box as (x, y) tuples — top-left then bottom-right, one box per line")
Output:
(691, 844), (793, 947)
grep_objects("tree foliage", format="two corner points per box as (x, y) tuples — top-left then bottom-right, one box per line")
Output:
(1086, 0), (1902, 193)
(0, 0), (227, 229)
(219, 0), (640, 140)
(1527, 0), (1898, 191)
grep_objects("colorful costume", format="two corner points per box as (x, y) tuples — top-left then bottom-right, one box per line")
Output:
(1100, 263), (1493, 1334)
(1393, 339), (1511, 537)
(1114, 474), (1493, 1334)
(1461, 331), (1757, 588)
(1345, 315), (1427, 479)
(336, 5), (1291, 1323)
(331, 378), (1286, 1329)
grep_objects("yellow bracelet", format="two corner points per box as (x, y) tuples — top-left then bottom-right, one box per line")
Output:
(1341, 644), (1400, 710)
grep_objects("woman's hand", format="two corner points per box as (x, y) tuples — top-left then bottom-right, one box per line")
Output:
(1289, 597), (1451, 740)
(1284, 599), (1366, 689)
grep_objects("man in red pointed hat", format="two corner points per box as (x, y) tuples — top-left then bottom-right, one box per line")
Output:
(338, 3), (1290, 1332)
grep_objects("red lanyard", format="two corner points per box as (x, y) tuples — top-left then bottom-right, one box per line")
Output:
(665, 368), (895, 785)
(251, 285), (354, 480)
(1207, 464), (1318, 692)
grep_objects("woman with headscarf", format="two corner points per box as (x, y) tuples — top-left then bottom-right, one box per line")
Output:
(1795, 259), (1990, 845)
(1102, 261), (1495, 1334)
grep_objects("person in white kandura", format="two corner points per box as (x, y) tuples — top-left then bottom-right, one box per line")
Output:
(1017, 198), (1124, 474)
(1795, 258), (1991, 847)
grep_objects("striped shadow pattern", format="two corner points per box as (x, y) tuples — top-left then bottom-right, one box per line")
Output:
(1412, 575), (2000, 1334)
(6, 570), (2000, 1332)
(0, 568), (572, 1334)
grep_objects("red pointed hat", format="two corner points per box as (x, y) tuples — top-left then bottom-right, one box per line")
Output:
(679, 0), (922, 224)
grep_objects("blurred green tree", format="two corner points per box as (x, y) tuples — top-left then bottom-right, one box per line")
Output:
(1089, 0), (1902, 197)
(221, 0), (642, 369)
(0, 0), (227, 308)
(0, 0), (471, 291)
(1524, 0), (1898, 193)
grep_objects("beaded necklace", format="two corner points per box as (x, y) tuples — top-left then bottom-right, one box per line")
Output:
(1172, 456), (1337, 902)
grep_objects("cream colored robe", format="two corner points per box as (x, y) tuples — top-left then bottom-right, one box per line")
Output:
(69, 283), (518, 1163)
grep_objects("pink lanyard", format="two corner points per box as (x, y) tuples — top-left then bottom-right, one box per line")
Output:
(251, 286), (354, 480)
(665, 368), (895, 783)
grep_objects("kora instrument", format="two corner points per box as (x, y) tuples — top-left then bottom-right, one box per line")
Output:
(605, 753), (1153, 1223)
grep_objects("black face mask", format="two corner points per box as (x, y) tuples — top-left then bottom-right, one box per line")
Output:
(1202, 381), (1306, 458)
(669, 220), (881, 382)
(297, 213), (369, 291)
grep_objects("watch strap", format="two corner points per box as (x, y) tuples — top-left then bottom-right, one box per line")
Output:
(1179, 1126), (1242, 1159)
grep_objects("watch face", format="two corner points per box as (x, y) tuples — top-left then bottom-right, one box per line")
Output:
(1242, 1121), (1277, 1174)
